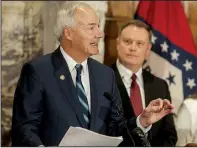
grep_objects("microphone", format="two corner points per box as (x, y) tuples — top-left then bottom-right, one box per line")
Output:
(103, 92), (135, 146)
(132, 127), (151, 146)
(103, 92), (123, 115)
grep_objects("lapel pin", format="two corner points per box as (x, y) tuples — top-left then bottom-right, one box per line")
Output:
(60, 75), (65, 80)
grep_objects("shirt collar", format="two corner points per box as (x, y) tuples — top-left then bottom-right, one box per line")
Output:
(60, 46), (88, 73)
(116, 59), (143, 83)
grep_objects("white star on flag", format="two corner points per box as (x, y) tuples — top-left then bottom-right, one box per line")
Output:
(152, 34), (157, 44)
(160, 41), (169, 52)
(183, 60), (193, 71)
(170, 50), (180, 61)
(186, 78), (196, 89)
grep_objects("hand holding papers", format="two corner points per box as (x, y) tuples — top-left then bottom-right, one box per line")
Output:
(59, 126), (123, 146)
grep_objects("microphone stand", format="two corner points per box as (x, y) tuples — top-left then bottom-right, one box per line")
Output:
(132, 127), (151, 146)
(116, 108), (136, 146)
(104, 92), (135, 146)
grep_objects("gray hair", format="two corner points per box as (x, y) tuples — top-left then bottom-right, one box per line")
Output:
(54, 2), (92, 42)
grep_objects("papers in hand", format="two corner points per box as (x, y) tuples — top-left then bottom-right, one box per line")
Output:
(59, 126), (123, 146)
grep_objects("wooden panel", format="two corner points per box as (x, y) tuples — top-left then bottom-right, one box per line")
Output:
(104, 18), (131, 37)
(104, 37), (117, 66)
(190, 25), (197, 47)
(104, 1), (135, 65)
(107, 1), (134, 18)
(188, 1), (197, 47)
(188, 1), (197, 23)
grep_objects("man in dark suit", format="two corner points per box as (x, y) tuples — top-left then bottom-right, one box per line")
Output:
(12, 3), (175, 146)
(111, 20), (178, 146)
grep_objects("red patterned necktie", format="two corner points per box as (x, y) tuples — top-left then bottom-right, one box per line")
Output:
(130, 74), (143, 116)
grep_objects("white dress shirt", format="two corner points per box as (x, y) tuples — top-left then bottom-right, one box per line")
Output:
(60, 46), (91, 112)
(116, 60), (146, 109)
(116, 59), (151, 133)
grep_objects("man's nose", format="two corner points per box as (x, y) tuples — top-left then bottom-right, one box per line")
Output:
(96, 28), (104, 38)
(129, 42), (137, 51)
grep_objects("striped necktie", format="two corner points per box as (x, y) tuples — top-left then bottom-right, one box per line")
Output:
(75, 64), (90, 128)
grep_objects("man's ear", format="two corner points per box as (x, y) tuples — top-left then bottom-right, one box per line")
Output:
(146, 42), (152, 59)
(63, 26), (72, 41)
(116, 37), (120, 51)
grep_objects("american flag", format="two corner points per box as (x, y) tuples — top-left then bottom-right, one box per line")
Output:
(135, 1), (197, 114)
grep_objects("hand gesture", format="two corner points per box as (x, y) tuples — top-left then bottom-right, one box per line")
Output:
(139, 98), (174, 128)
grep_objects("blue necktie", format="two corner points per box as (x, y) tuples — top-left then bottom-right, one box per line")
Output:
(75, 64), (90, 128)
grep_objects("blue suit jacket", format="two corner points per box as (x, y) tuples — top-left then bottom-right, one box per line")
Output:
(12, 47), (137, 146)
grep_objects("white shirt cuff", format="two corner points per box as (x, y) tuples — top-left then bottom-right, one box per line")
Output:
(136, 114), (152, 133)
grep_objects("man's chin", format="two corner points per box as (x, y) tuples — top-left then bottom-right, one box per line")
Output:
(90, 48), (99, 55)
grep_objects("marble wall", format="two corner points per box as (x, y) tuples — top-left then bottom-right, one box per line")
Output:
(2, 1), (44, 146)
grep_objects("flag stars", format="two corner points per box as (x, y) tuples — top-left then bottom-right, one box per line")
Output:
(160, 41), (169, 52)
(186, 78), (196, 89)
(152, 34), (157, 44)
(166, 72), (176, 85)
(183, 60), (193, 71)
(170, 50), (180, 61)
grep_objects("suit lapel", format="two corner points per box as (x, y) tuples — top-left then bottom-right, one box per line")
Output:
(52, 47), (87, 128)
(88, 59), (99, 131)
(142, 70), (155, 141)
(143, 70), (153, 106)
(111, 64), (135, 118)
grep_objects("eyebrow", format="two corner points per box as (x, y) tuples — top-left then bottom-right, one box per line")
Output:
(123, 37), (145, 42)
(87, 23), (98, 26)
(87, 20), (101, 26)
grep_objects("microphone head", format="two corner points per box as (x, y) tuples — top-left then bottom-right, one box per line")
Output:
(103, 92), (113, 101)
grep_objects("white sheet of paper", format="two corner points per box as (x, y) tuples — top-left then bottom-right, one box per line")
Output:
(59, 126), (123, 146)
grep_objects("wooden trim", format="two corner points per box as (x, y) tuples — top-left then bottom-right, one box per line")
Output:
(105, 16), (131, 22)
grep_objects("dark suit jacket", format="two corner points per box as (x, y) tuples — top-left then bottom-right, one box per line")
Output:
(111, 63), (178, 146)
(11, 48), (137, 146)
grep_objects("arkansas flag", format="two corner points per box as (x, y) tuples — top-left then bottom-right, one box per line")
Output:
(135, 1), (197, 114)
